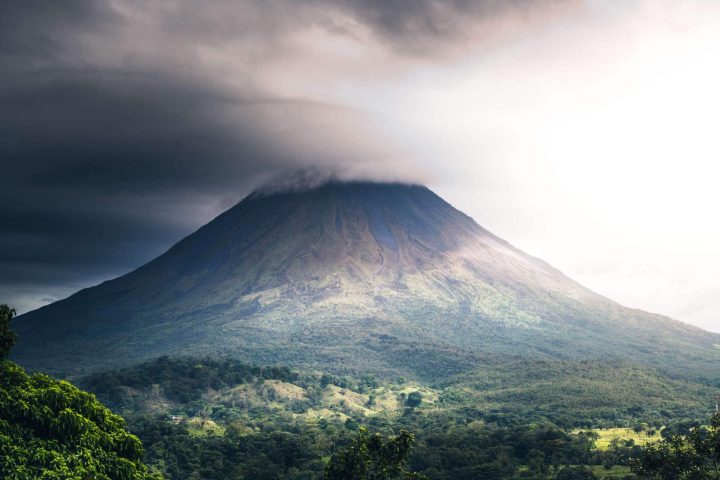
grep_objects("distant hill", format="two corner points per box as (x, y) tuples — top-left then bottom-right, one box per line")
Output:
(11, 181), (720, 381)
(80, 356), (715, 429)
(82, 356), (708, 479)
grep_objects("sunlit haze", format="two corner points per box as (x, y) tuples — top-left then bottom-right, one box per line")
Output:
(266, 1), (720, 332)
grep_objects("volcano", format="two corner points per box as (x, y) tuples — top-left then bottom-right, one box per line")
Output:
(12, 181), (720, 379)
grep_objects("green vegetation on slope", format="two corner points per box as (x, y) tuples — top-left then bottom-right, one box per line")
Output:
(0, 362), (160, 479)
(587, 428), (661, 451)
(82, 356), (715, 431)
(632, 413), (720, 479)
(6, 291), (716, 480)
(81, 356), (435, 423)
(0, 305), (159, 479)
(442, 359), (715, 427)
(77, 355), (717, 479)
(324, 428), (427, 479)
(123, 403), (645, 479)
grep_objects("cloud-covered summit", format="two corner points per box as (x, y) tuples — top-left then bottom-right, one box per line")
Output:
(2, 0), (570, 311)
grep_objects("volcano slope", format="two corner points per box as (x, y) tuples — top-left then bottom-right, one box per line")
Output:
(11, 182), (720, 382)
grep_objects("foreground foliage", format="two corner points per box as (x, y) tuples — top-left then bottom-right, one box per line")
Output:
(325, 428), (426, 480)
(0, 304), (16, 359)
(632, 413), (720, 480)
(0, 303), (159, 479)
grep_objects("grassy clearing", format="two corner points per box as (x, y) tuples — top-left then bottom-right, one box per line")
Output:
(304, 407), (350, 423)
(186, 417), (226, 437)
(575, 427), (661, 450)
(317, 383), (439, 418)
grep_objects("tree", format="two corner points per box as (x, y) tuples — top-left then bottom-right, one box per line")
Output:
(405, 392), (422, 409)
(661, 420), (701, 439)
(325, 428), (427, 480)
(0, 304), (160, 479)
(632, 413), (720, 480)
(556, 466), (597, 480)
(0, 304), (16, 359)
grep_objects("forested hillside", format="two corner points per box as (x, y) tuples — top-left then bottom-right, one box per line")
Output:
(79, 355), (717, 479)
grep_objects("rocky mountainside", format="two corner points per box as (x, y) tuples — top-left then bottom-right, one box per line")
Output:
(11, 182), (720, 380)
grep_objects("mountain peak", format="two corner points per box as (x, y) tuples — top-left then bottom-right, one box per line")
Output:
(12, 180), (719, 379)
(248, 169), (424, 200)
(250, 168), (338, 198)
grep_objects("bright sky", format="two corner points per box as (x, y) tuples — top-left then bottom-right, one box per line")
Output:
(265, 1), (720, 331)
(400, 2), (720, 332)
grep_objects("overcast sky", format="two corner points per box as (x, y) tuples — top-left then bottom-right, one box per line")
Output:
(2, 0), (720, 332)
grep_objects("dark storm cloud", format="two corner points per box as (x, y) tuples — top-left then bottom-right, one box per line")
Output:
(335, 0), (562, 53)
(0, 72), (380, 305)
(0, 0), (569, 312)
